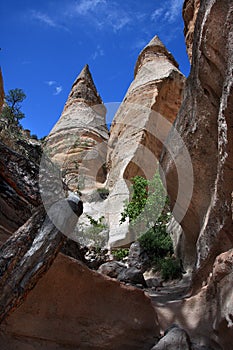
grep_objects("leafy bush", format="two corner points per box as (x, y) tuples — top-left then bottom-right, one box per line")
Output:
(120, 172), (169, 228)
(81, 214), (108, 248)
(119, 171), (183, 280)
(120, 175), (148, 223)
(159, 257), (183, 281)
(112, 248), (129, 261)
(138, 225), (173, 262)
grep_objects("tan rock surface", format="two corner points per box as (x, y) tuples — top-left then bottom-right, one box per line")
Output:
(0, 253), (159, 350)
(46, 64), (109, 191)
(106, 36), (185, 247)
(161, 0), (233, 273)
(183, 0), (200, 62)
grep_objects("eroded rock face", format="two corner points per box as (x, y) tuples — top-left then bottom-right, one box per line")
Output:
(46, 64), (109, 191)
(106, 36), (185, 247)
(183, 0), (200, 62)
(161, 0), (233, 273)
(0, 253), (159, 349)
(0, 142), (41, 244)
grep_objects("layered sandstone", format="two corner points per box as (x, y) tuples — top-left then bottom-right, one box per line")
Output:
(46, 64), (109, 191)
(0, 253), (159, 349)
(106, 36), (185, 247)
(0, 142), (41, 244)
(183, 0), (200, 62)
(161, 0), (233, 276)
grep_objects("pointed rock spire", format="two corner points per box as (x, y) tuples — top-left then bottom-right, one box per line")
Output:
(134, 35), (179, 77)
(67, 64), (102, 107)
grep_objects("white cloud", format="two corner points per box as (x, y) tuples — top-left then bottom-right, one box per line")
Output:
(31, 11), (58, 27)
(45, 81), (63, 95)
(92, 45), (104, 60)
(54, 86), (63, 95)
(111, 15), (131, 32)
(151, 8), (164, 22)
(151, 0), (183, 24)
(74, 0), (106, 15)
(45, 80), (57, 86)
(68, 0), (131, 32)
(30, 10), (69, 31)
(165, 0), (183, 23)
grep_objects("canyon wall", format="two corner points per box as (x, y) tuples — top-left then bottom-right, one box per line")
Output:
(161, 0), (233, 276)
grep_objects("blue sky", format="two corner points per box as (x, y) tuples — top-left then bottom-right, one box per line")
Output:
(1, 0), (189, 138)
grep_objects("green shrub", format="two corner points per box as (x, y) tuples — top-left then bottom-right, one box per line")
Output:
(82, 215), (108, 249)
(120, 176), (148, 223)
(159, 257), (183, 281)
(112, 248), (129, 261)
(138, 225), (173, 261)
(119, 171), (182, 281)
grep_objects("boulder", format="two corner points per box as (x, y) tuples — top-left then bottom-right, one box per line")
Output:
(106, 36), (185, 247)
(98, 260), (127, 278)
(128, 241), (149, 273)
(146, 278), (162, 289)
(0, 253), (160, 350)
(118, 266), (147, 288)
(161, 0), (233, 274)
(151, 325), (191, 350)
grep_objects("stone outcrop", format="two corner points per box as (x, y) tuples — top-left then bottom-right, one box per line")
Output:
(106, 36), (185, 247)
(0, 253), (159, 349)
(0, 142), (41, 244)
(183, 0), (200, 62)
(46, 64), (109, 191)
(161, 0), (233, 274)
(0, 68), (4, 111)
